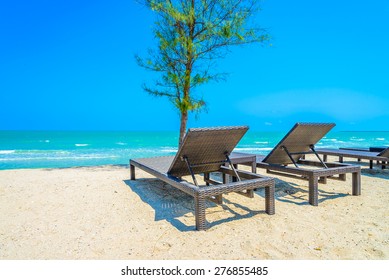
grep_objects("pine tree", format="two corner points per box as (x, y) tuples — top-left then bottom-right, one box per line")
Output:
(136, 0), (269, 146)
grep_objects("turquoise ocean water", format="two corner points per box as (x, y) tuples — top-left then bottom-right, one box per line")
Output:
(0, 130), (388, 170)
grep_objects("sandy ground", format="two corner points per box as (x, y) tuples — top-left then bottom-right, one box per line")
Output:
(0, 157), (388, 260)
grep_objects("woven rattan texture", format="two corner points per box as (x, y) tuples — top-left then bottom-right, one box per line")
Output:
(168, 126), (249, 177)
(263, 123), (335, 165)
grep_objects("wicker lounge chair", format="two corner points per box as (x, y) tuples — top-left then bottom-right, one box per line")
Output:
(316, 147), (389, 169)
(129, 126), (275, 231)
(251, 123), (361, 206)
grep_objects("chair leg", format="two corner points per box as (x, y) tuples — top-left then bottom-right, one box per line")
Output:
(130, 164), (135, 180)
(308, 175), (319, 206)
(194, 196), (207, 231)
(222, 173), (227, 184)
(265, 185), (275, 215)
(232, 164), (238, 182)
(352, 171), (361, 196)
(222, 163), (228, 183)
(370, 160), (373, 169)
(204, 172), (210, 186)
(251, 161), (256, 173)
(251, 163), (258, 191)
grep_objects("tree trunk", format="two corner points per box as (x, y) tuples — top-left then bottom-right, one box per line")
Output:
(179, 110), (188, 147)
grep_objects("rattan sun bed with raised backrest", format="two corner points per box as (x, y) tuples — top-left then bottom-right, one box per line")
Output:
(129, 126), (275, 231)
(248, 123), (361, 206)
(316, 147), (389, 169)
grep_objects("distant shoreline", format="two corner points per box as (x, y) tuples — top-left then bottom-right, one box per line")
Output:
(1, 131), (387, 170)
(0, 163), (130, 171)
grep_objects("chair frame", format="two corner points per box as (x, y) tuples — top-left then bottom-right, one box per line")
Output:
(250, 123), (361, 206)
(129, 127), (275, 231)
(316, 148), (388, 169)
(256, 156), (361, 206)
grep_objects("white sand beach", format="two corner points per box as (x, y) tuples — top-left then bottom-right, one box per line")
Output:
(0, 159), (388, 260)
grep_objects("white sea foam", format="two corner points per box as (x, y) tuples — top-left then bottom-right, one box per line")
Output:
(16, 150), (72, 155)
(160, 147), (178, 153)
(161, 149), (178, 153)
(116, 142), (127, 146)
(75, 144), (89, 147)
(350, 137), (366, 141)
(57, 151), (71, 154)
(0, 154), (118, 161)
(322, 138), (338, 142)
(319, 140), (345, 144)
(0, 150), (16, 154)
(129, 148), (165, 153)
(235, 147), (272, 152)
(376, 138), (385, 141)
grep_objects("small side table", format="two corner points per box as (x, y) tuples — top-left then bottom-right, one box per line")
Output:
(223, 152), (257, 183)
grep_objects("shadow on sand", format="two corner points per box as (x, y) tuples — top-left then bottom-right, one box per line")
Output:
(361, 168), (389, 180)
(123, 173), (352, 231)
(123, 178), (268, 231)
(325, 159), (389, 179)
(255, 178), (348, 206)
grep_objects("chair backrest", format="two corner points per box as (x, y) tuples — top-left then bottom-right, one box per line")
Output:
(378, 147), (389, 157)
(263, 123), (335, 165)
(168, 126), (248, 177)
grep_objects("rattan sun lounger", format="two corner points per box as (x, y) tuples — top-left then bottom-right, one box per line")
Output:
(129, 126), (275, 231)
(316, 147), (389, 169)
(251, 123), (361, 206)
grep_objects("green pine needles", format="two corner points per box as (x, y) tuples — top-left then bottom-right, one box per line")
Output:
(136, 0), (269, 145)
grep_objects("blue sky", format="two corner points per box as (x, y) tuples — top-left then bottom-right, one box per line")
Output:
(1, 0), (388, 132)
